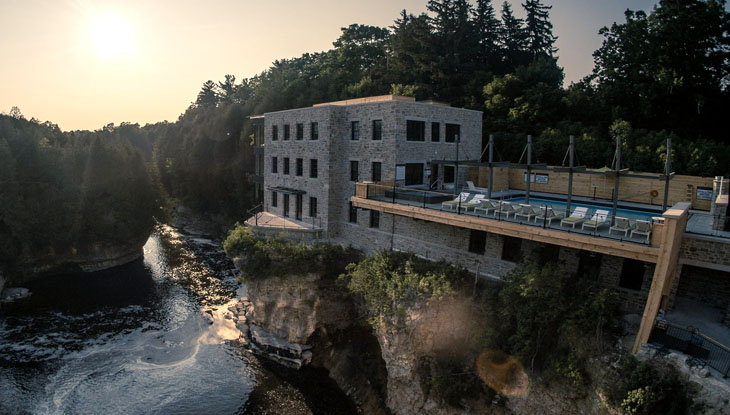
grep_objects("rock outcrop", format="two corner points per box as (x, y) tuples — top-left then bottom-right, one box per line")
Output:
(230, 269), (391, 415)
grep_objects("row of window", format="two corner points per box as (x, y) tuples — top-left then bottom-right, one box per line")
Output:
(271, 193), (318, 219)
(348, 203), (379, 228)
(407, 121), (460, 142)
(272, 122), (319, 141)
(349, 161), (381, 182)
(271, 157), (318, 178)
(270, 120), (460, 142)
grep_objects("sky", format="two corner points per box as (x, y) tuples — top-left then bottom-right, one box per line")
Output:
(0, 0), (662, 131)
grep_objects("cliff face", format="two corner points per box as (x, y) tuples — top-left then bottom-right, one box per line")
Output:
(241, 271), (390, 415)
(13, 236), (149, 282)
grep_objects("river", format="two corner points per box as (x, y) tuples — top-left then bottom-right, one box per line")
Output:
(0, 225), (357, 414)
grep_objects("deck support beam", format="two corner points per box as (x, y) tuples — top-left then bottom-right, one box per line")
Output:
(632, 202), (689, 354)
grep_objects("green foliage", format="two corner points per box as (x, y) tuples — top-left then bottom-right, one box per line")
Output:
(0, 114), (160, 274)
(428, 355), (487, 408)
(484, 261), (618, 376)
(223, 224), (361, 281)
(340, 251), (466, 327)
(609, 357), (690, 415)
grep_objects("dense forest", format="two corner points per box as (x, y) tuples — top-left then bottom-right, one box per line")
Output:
(0, 112), (160, 275)
(2, 0), (729, 272)
(154, 0), (730, 220)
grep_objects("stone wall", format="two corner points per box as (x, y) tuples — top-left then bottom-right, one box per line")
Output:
(679, 235), (730, 271)
(675, 264), (730, 310)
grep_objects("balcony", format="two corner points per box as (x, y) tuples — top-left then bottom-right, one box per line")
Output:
(352, 182), (668, 263)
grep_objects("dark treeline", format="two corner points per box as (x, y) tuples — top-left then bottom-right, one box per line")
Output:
(155, 0), (730, 221)
(0, 111), (160, 274)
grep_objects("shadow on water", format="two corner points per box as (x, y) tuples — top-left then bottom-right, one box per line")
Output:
(0, 225), (359, 415)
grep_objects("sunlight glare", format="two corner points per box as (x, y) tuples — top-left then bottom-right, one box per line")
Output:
(90, 14), (134, 62)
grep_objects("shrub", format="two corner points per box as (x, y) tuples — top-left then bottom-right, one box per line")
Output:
(610, 358), (690, 415)
(223, 223), (361, 281)
(339, 251), (468, 328)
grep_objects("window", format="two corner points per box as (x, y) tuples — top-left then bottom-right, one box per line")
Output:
(406, 120), (425, 141)
(309, 197), (317, 217)
(271, 156), (278, 174)
(271, 191), (278, 207)
(349, 202), (357, 223)
(619, 259), (645, 290)
(350, 160), (359, 182)
(405, 163), (423, 186)
(537, 244), (560, 265)
(283, 194), (290, 217)
(283, 124), (290, 140)
(351, 121), (360, 140)
(296, 123), (304, 140)
(308, 159), (318, 178)
(444, 165), (455, 184)
(372, 120), (382, 140)
(283, 157), (290, 175)
(501, 236), (522, 262)
(296, 158), (303, 176)
(272, 125), (278, 141)
(445, 123), (460, 143)
(370, 210), (380, 228)
(311, 122), (318, 140)
(468, 230), (487, 255)
(431, 122), (440, 142)
(371, 162), (382, 182)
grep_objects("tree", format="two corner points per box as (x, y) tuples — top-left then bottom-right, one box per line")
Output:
(195, 80), (219, 107)
(473, 0), (502, 69)
(500, 1), (528, 70)
(218, 74), (237, 103)
(522, 0), (557, 57)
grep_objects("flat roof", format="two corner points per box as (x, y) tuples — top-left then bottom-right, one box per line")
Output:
(313, 95), (415, 107)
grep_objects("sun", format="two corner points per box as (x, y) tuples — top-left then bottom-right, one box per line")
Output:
(90, 14), (134, 62)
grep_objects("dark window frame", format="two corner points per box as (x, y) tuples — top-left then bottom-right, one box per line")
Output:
(619, 259), (646, 291)
(271, 156), (278, 174)
(501, 236), (522, 262)
(350, 160), (359, 182)
(351, 121), (360, 140)
(309, 197), (317, 217)
(468, 230), (487, 254)
(283, 157), (290, 175)
(310, 159), (318, 178)
(371, 161), (382, 182)
(431, 122), (440, 142)
(296, 123), (304, 140)
(283, 124), (290, 140)
(404, 163), (424, 186)
(349, 202), (357, 223)
(445, 123), (460, 143)
(406, 120), (426, 141)
(372, 119), (382, 140)
(370, 210), (380, 228)
(311, 122), (319, 140)
(271, 191), (278, 207)
(296, 158), (303, 176)
(272, 125), (278, 141)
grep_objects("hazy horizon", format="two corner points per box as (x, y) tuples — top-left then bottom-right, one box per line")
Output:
(1, 0), (663, 131)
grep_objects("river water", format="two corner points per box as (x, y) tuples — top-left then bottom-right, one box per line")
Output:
(0, 225), (357, 415)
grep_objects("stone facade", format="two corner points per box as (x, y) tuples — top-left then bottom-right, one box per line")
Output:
(262, 97), (482, 241)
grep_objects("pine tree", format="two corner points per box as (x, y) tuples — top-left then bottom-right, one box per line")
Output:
(522, 0), (558, 57)
(195, 80), (219, 107)
(473, 0), (502, 68)
(500, 2), (527, 69)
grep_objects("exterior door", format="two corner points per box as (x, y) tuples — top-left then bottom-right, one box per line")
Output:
(283, 194), (290, 217)
(295, 194), (303, 221)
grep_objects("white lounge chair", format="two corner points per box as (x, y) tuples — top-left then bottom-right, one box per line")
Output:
(560, 207), (589, 228)
(466, 181), (489, 194)
(514, 204), (539, 221)
(495, 201), (518, 219)
(582, 209), (610, 231)
(609, 217), (632, 237)
(441, 192), (470, 210)
(631, 220), (652, 243)
(474, 199), (500, 216)
(459, 194), (486, 212)
(534, 207), (564, 224)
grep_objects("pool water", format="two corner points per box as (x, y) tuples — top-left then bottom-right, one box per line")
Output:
(506, 197), (660, 221)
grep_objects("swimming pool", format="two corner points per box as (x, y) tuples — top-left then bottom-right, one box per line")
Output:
(505, 197), (661, 221)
